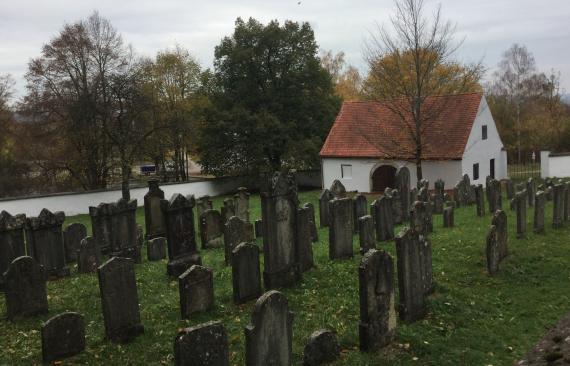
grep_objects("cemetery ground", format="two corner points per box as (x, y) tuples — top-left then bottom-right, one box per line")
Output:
(1, 190), (570, 365)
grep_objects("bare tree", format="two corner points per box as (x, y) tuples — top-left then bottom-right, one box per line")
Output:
(365, 0), (483, 180)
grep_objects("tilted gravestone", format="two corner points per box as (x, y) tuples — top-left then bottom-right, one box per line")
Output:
(224, 216), (254, 266)
(77, 237), (101, 274)
(390, 189), (403, 224)
(245, 290), (294, 366)
(254, 219), (263, 238)
(200, 209), (224, 249)
(0, 211), (26, 291)
(296, 205), (314, 272)
(234, 187), (251, 222)
(514, 190), (527, 239)
(63, 223), (87, 263)
(358, 215), (375, 254)
(221, 198), (236, 224)
(475, 184), (485, 217)
(144, 179), (167, 240)
(196, 195), (214, 219)
(147, 237), (167, 261)
(492, 210), (508, 260)
(395, 228), (432, 322)
(329, 197), (354, 260)
(487, 179), (503, 214)
(4, 256), (48, 320)
(372, 196), (394, 242)
(553, 184), (565, 229)
(41, 312), (85, 362)
(359, 249), (396, 351)
(161, 194), (202, 277)
(260, 170), (301, 289)
(534, 191), (546, 234)
(352, 193), (368, 233)
(98, 257), (144, 343)
(25, 209), (69, 279)
(303, 202), (319, 242)
(174, 320), (229, 366)
(443, 206), (454, 228)
(303, 329), (340, 366)
(395, 167), (411, 220)
(318, 189), (334, 228)
(179, 265), (214, 318)
(527, 178), (536, 207)
(433, 179), (445, 214)
(232, 242), (262, 304)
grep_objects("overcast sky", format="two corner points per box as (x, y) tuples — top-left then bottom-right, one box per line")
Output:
(1, 0), (569, 99)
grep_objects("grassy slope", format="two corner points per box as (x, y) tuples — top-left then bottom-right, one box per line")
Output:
(1, 190), (569, 365)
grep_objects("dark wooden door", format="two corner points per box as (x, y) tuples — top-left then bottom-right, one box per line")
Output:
(371, 165), (397, 192)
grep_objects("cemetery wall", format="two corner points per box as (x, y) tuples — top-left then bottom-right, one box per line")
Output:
(541, 151), (570, 178)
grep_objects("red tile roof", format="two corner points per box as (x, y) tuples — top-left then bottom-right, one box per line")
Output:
(319, 93), (483, 160)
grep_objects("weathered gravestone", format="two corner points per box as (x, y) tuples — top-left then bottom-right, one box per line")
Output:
(330, 179), (347, 198)
(0, 211), (26, 291)
(224, 216), (254, 266)
(409, 188), (418, 209)
(527, 178), (536, 207)
(260, 170), (301, 288)
(235, 187), (251, 222)
(372, 196), (394, 242)
(352, 194), (368, 233)
(410, 201), (433, 235)
(254, 219), (263, 238)
(395, 167), (411, 220)
(534, 191), (546, 234)
(359, 249), (396, 351)
(418, 178), (429, 190)
(455, 174), (474, 206)
(297, 205), (314, 272)
(200, 209), (224, 249)
(161, 194), (202, 277)
(565, 182), (570, 222)
(505, 179), (515, 200)
(147, 237), (166, 261)
(25, 209), (69, 279)
(232, 242), (262, 304)
(63, 223), (87, 264)
(179, 265), (214, 318)
(41, 312), (85, 362)
(475, 184), (485, 217)
(77, 237), (101, 274)
(144, 179), (167, 240)
(418, 186), (429, 203)
(105, 198), (140, 262)
(4, 256), (48, 320)
(98, 257), (144, 343)
(174, 320), (229, 366)
(492, 210), (508, 260)
(303, 202), (319, 242)
(318, 189), (334, 228)
(433, 179), (445, 214)
(196, 195), (214, 219)
(443, 206), (454, 228)
(487, 179), (503, 213)
(358, 215), (375, 254)
(486, 225), (501, 276)
(89, 202), (113, 254)
(329, 197), (354, 260)
(390, 189), (403, 224)
(245, 290), (294, 366)
(303, 329), (340, 366)
(514, 190), (527, 238)
(221, 198), (236, 224)
(553, 184), (565, 229)
(395, 228), (432, 322)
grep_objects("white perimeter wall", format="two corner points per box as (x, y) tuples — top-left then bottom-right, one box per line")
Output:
(540, 151), (570, 178)
(461, 97), (507, 185)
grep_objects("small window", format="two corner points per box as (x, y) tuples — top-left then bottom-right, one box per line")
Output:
(341, 164), (352, 179)
(482, 125), (488, 140)
(473, 163), (479, 180)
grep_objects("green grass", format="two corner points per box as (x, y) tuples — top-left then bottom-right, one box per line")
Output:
(1, 190), (570, 365)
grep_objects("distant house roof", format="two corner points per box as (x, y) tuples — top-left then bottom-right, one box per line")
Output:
(319, 92), (483, 161)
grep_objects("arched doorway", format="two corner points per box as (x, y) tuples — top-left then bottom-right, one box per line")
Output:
(371, 165), (397, 192)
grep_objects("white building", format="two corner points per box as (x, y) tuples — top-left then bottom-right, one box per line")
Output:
(320, 93), (507, 192)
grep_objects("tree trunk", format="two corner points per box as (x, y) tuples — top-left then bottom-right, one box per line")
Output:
(121, 159), (131, 201)
(415, 153), (423, 182)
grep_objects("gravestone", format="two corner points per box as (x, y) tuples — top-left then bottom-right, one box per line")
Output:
(303, 329), (340, 366)
(527, 178), (536, 207)
(108, 198), (139, 262)
(515, 190), (527, 239)
(492, 210), (508, 260)
(232, 242), (262, 304)
(179, 265), (214, 318)
(144, 179), (166, 240)
(174, 321), (229, 366)
(409, 188), (418, 209)
(4, 256), (48, 320)
(505, 179), (515, 200)
(395, 167), (411, 220)
(353, 194), (368, 232)
(433, 179), (445, 214)
(25, 209), (69, 279)
(330, 179), (347, 198)
(486, 225), (501, 275)
(303, 202), (319, 242)
(200, 209), (224, 249)
(260, 170), (301, 288)
(196, 195), (213, 219)
(372, 196), (394, 242)
(329, 197), (354, 260)
(234, 187), (251, 222)
(410, 201), (433, 235)
(161, 194), (202, 277)
(221, 198), (236, 224)
(418, 178), (429, 190)
(0, 211), (26, 291)
(147, 237), (167, 261)
(455, 174), (473, 206)
(418, 187), (429, 202)
(63, 223), (87, 263)
(245, 290), (294, 366)
(98, 257), (144, 343)
(318, 189), (334, 228)
(534, 191), (546, 234)
(443, 206), (454, 228)
(358, 249), (396, 351)
(553, 184), (564, 229)
(224, 216), (254, 266)
(42, 312), (85, 362)
(77, 237), (101, 274)
(254, 219), (263, 238)
(475, 184), (485, 217)
(296, 205), (314, 272)
(358, 215), (375, 254)
(565, 182), (570, 222)
(390, 189), (403, 224)
(487, 179), (503, 213)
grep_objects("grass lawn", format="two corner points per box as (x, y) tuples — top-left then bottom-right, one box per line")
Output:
(1, 189), (570, 365)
